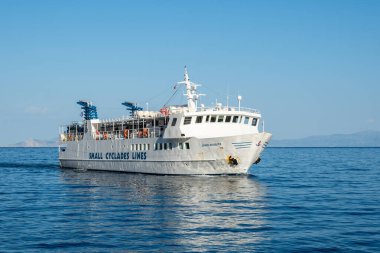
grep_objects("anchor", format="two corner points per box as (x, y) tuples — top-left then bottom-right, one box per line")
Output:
(227, 155), (239, 166)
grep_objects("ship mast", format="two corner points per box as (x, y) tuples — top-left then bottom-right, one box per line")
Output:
(184, 67), (196, 112)
(176, 66), (204, 112)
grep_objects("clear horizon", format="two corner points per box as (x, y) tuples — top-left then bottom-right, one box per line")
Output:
(1, 1), (379, 146)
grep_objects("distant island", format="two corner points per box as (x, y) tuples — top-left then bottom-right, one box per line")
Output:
(270, 130), (380, 147)
(2, 130), (380, 147)
(6, 138), (58, 148)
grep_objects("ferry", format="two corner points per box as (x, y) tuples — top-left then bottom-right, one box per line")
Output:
(59, 68), (272, 174)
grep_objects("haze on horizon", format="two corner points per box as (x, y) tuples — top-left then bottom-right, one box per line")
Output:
(0, 1), (379, 146)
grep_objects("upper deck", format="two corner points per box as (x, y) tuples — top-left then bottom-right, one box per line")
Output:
(60, 68), (263, 143)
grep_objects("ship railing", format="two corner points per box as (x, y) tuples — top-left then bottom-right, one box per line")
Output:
(92, 127), (165, 140)
(197, 106), (260, 114)
(60, 126), (166, 142)
(60, 133), (84, 142)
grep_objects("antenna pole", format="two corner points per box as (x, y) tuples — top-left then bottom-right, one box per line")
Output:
(237, 96), (242, 111)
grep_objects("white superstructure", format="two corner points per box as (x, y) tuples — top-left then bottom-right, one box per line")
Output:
(59, 68), (272, 175)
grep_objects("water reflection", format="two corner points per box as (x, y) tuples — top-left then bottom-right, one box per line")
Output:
(59, 169), (268, 250)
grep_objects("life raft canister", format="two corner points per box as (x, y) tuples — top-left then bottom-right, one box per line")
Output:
(159, 107), (169, 116)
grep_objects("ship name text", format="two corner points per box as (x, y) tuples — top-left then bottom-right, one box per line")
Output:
(202, 142), (221, 147)
(89, 152), (147, 160)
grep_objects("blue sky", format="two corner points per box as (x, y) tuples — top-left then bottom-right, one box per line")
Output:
(0, 0), (379, 145)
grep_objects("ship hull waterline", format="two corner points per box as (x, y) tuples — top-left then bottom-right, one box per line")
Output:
(59, 132), (272, 175)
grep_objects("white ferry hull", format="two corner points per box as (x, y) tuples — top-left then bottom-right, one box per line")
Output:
(60, 68), (273, 175)
(59, 132), (272, 175)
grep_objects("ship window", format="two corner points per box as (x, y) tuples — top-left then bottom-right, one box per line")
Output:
(217, 115), (224, 122)
(154, 144), (157, 150)
(196, 116), (203, 123)
(206, 115), (210, 122)
(143, 144), (146, 150)
(210, 116), (217, 123)
(164, 143), (168, 150)
(252, 118), (258, 126)
(184, 117), (192, 125)
(169, 143), (172, 150)
(232, 116), (239, 123)
(244, 117), (249, 124)
(159, 143), (163, 150)
(139, 144), (142, 150)
(239, 116), (243, 123)
(171, 118), (177, 126)
(147, 144), (150, 150)
(131, 144), (134, 151)
(185, 143), (190, 149)
(135, 144), (139, 151)
(179, 143), (183, 150)
(225, 116), (232, 123)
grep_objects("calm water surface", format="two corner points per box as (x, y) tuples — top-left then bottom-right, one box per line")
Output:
(0, 147), (379, 252)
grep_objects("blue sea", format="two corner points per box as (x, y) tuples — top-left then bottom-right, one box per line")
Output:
(0, 147), (379, 252)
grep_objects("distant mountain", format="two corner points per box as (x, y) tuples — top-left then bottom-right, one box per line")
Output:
(270, 131), (380, 147)
(7, 138), (58, 147)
